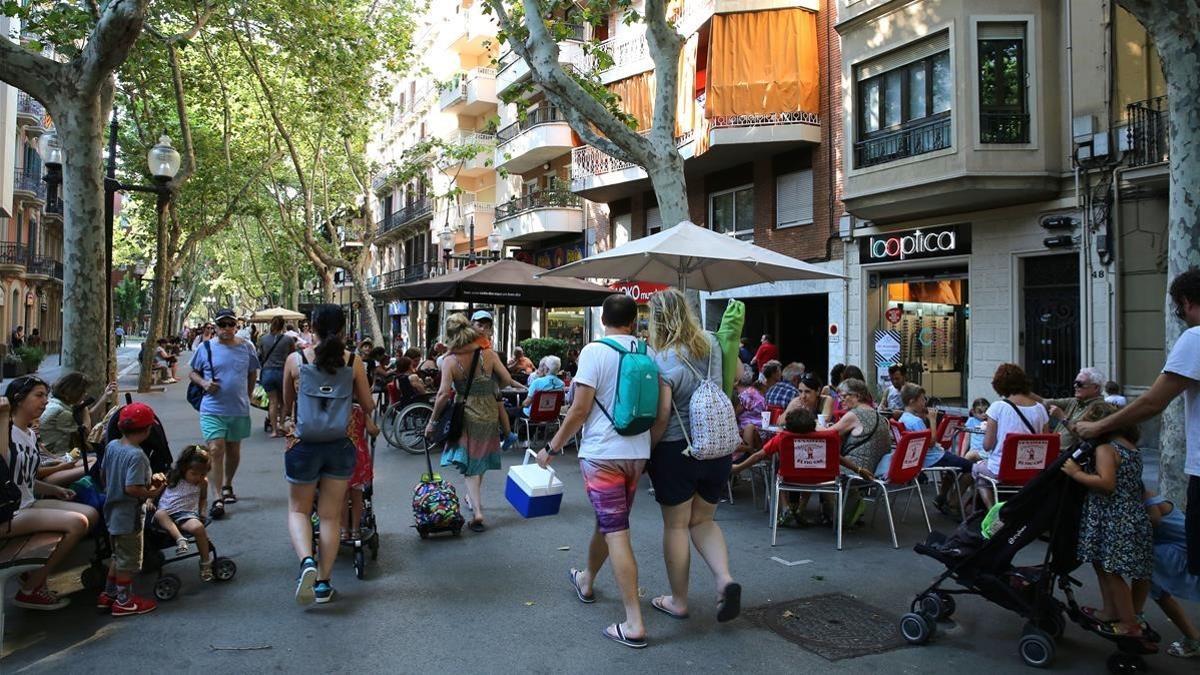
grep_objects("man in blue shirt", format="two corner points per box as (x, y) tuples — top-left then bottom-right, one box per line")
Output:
(188, 308), (260, 519)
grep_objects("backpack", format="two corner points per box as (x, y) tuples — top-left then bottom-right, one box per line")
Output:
(295, 352), (356, 443)
(186, 341), (214, 411)
(594, 337), (660, 436)
(672, 345), (739, 460)
(0, 449), (20, 526)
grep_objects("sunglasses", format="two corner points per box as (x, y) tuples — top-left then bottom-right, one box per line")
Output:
(216, 320), (237, 328)
(1071, 380), (1095, 389)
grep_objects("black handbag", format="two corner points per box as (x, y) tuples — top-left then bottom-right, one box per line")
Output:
(0, 445), (21, 527)
(187, 341), (214, 411)
(430, 348), (482, 445)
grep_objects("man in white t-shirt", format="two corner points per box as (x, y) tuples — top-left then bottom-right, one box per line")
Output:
(1077, 269), (1200, 575)
(540, 293), (668, 649)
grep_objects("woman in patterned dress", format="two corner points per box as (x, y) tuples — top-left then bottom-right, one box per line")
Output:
(1062, 403), (1155, 644)
(425, 313), (523, 532)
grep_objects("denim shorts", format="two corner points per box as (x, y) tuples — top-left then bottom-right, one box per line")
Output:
(285, 438), (357, 484)
(260, 367), (284, 393)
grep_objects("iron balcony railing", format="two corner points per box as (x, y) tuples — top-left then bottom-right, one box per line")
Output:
(0, 242), (29, 267)
(378, 261), (438, 290)
(980, 111), (1030, 144)
(44, 197), (64, 217)
(376, 197), (433, 236)
(13, 166), (46, 200)
(497, 104), (567, 144)
(28, 255), (62, 278)
(1126, 95), (1168, 168)
(854, 115), (952, 169)
(495, 189), (582, 222)
(16, 92), (44, 122)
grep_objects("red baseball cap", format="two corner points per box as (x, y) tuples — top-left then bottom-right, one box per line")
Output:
(118, 402), (156, 432)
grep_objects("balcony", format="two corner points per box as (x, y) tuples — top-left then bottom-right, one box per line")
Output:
(13, 167), (46, 203)
(439, 68), (499, 115)
(441, 200), (496, 239)
(0, 242), (29, 273)
(43, 197), (64, 222)
(493, 189), (584, 244)
(372, 261), (439, 295)
(376, 197), (433, 241)
(495, 105), (575, 173)
(444, 1), (497, 55)
(980, 111), (1030, 144)
(496, 25), (590, 96)
(16, 92), (45, 130)
(26, 255), (62, 281)
(596, 31), (653, 84)
(437, 130), (496, 176)
(854, 115), (952, 169)
(1121, 96), (1168, 189)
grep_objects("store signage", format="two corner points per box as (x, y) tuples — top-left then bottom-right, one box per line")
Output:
(387, 301), (407, 316)
(860, 225), (970, 263)
(885, 307), (902, 325)
(514, 240), (587, 270)
(611, 281), (671, 304)
(873, 329), (901, 368)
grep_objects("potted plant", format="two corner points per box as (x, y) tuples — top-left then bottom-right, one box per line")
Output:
(15, 346), (45, 375)
(3, 351), (25, 378)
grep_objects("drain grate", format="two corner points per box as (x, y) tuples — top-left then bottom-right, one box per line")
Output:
(746, 593), (906, 661)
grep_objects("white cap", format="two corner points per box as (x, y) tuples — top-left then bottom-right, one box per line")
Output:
(471, 310), (493, 323)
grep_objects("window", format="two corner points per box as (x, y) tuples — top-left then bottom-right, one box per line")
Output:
(854, 32), (953, 168)
(776, 170), (813, 228)
(709, 186), (754, 240)
(645, 207), (662, 236)
(978, 23), (1029, 143)
(612, 212), (631, 246)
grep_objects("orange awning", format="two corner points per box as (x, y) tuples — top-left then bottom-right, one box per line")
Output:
(705, 8), (819, 118)
(608, 71), (655, 131)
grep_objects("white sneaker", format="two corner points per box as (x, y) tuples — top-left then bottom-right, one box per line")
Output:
(175, 538), (190, 555)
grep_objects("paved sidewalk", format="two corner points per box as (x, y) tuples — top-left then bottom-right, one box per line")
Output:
(0, 365), (1194, 673)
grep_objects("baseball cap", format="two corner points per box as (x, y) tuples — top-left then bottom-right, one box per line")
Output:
(471, 310), (493, 323)
(118, 402), (156, 432)
(214, 308), (236, 321)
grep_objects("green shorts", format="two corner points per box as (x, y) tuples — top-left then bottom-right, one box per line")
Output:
(200, 414), (252, 442)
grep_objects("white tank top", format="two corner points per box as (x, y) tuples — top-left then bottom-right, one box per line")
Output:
(157, 480), (201, 515)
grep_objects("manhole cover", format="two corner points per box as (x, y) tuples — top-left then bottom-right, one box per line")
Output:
(746, 593), (905, 661)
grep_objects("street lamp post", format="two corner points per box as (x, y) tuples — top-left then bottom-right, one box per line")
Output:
(40, 110), (181, 380)
(440, 213), (504, 270)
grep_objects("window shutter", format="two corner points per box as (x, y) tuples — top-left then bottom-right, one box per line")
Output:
(857, 31), (950, 81)
(613, 213), (632, 246)
(776, 170), (813, 227)
(645, 207), (662, 235)
(978, 23), (1025, 40)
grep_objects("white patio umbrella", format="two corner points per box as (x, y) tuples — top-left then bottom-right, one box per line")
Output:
(540, 221), (844, 291)
(250, 306), (306, 323)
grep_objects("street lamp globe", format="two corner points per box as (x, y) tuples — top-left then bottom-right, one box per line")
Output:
(148, 133), (181, 182)
(487, 229), (503, 253)
(38, 131), (63, 168)
(438, 225), (454, 254)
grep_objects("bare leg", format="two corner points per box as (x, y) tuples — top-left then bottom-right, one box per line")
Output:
(656, 500), (693, 615)
(1093, 562), (1117, 620)
(180, 519), (212, 560)
(268, 391), (283, 437)
(1098, 571), (1139, 632)
(464, 475), (484, 523)
(287, 482), (318, 561)
(153, 509), (185, 541)
(45, 466), (87, 486)
(29, 499), (99, 529)
(604, 529), (645, 639)
(4, 508), (90, 589)
(349, 488), (364, 533)
(207, 438), (227, 504)
(688, 498), (735, 595)
(224, 440), (242, 491)
(315, 477), (350, 580)
(576, 527), (609, 597)
(1155, 594), (1200, 640)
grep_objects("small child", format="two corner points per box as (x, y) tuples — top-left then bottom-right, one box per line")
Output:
(1105, 381), (1128, 408)
(963, 397), (990, 457)
(1061, 403), (1156, 644)
(1138, 487), (1200, 658)
(733, 407), (817, 527)
(343, 404), (379, 541)
(100, 402), (165, 617)
(153, 445), (214, 581)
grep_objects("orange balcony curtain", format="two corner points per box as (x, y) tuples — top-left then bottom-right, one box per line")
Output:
(676, 32), (699, 136)
(609, 71), (655, 131)
(705, 8), (819, 118)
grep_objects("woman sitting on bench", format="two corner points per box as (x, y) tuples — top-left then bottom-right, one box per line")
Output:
(1, 376), (98, 611)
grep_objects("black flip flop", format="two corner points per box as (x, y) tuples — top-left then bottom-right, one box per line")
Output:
(208, 499), (225, 520)
(651, 595), (689, 619)
(569, 568), (595, 604)
(468, 520), (486, 533)
(603, 623), (646, 649)
(717, 582), (742, 623)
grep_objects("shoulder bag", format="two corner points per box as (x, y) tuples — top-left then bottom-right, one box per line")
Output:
(186, 341), (215, 411)
(429, 348), (482, 445)
(1003, 399), (1038, 433)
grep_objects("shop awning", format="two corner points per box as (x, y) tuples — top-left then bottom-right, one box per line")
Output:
(391, 259), (617, 307)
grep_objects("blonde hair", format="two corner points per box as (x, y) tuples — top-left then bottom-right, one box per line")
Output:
(648, 289), (710, 359)
(444, 313), (481, 350)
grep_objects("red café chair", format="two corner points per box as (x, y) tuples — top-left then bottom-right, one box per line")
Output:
(767, 405), (786, 425)
(770, 431), (845, 549)
(980, 433), (1060, 500)
(889, 419), (905, 445)
(846, 430), (934, 549)
(517, 389), (565, 450)
(934, 415), (967, 451)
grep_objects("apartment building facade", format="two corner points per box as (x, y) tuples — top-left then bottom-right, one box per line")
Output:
(834, 0), (1167, 404)
(0, 18), (64, 358)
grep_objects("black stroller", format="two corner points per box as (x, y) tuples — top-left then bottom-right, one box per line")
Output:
(903, 443), (1159, 672)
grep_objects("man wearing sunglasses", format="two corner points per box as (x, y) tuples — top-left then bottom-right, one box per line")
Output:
(1036, 367), (1107, 448)
(1077, 268), (1200, 576)
(188, 308), (261, 519)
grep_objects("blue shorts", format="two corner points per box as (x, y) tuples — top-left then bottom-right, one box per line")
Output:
(200, 414), (251, 442)
(285, 438), (357, 484)
(260, 367), (284, 393)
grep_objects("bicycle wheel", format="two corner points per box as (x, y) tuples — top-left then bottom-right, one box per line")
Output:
(393, 401), (433, 455)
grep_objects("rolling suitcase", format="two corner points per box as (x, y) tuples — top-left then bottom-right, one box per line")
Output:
(412, 439), (465, 538)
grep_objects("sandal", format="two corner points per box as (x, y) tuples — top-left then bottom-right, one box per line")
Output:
(717, 582), (742, 623)
(651, 595), (689, 619)
(208, 499), (225, 520)
(1168, 638), (1200, 658)
(602, 623), (646, 649)
(221, 486), (237, 504)
(468, 519), (486, 533)
(568, 568), (595, 604)
(199, 560), (214, 582)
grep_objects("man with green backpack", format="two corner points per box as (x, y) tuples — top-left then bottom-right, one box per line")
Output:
(540, 293), (669, 649)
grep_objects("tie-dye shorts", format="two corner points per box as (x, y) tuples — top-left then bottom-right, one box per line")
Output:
(579, 458), (647, 534)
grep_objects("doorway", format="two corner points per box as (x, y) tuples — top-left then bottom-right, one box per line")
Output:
(1022, 253), (1080, 399)
(740, 294), (829, 379)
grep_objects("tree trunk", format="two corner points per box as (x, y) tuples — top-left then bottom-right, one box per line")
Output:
(349, 272), (384, 347)
(320, 268), (335, 303)
(57, 108), (109, 392)
(646, 145), (689, 228)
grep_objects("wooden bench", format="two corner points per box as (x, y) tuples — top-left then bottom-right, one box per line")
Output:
(0, 533), (64, 651)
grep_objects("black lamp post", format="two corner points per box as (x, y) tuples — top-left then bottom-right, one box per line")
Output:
(439, 213), (503, 270)
(41, 110), (181, 378)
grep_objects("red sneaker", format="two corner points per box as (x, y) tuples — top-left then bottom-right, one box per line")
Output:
(110, 594), (157, 617)
(97, 592), (115, 610)
(13, 586), (69, 611)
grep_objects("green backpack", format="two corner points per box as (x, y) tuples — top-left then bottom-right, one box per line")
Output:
(594, 337), (660, 436)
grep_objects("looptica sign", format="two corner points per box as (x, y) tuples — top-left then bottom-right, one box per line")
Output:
(859, 225), (970, 263)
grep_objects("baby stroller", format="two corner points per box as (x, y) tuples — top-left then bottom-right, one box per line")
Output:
(902, 443), (1158, 672)
(143, 517), (238, 600)
(310, 433), (381, 580)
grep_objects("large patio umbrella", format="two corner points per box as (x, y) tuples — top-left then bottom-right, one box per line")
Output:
(250, 306), (306, 322)
(393, 258), (616, 307)
(540, 221), (844, 291)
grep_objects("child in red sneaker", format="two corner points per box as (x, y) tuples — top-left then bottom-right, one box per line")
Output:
(99, 402), (165, 616)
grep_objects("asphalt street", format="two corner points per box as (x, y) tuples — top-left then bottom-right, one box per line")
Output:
(0, 358), (1195, 674)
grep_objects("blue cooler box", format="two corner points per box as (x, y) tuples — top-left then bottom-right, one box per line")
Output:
(506, 457), (564, 518)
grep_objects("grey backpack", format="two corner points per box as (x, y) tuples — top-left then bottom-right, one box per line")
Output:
(295, 352), (356, 443)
